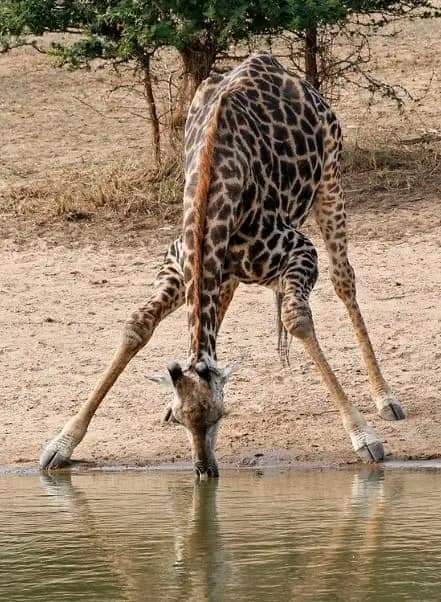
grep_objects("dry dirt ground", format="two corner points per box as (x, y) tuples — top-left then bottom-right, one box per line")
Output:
(1, 199), (440, 470)
(1, 18), (440, 470)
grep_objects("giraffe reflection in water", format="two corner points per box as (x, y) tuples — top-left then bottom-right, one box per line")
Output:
(37, 469), (399, 602)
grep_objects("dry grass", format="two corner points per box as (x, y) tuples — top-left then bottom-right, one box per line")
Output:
(2, 158), (184, 221)
(2, 136), (438, 222)
(343, 137), (440, 202)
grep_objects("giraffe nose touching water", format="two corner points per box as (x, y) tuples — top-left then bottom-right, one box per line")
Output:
(147, 360), (240, 478)
(40, 52), (405, 476)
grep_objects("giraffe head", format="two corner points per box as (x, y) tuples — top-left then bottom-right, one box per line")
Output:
(148, 359), (239, 478)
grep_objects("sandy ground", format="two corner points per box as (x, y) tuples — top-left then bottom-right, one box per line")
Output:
(1, 195), (440, 470)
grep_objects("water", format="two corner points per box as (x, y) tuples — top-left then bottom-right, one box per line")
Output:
(1, 468), (441, 601)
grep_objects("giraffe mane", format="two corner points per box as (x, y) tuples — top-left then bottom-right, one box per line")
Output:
(190, 90), (233, 359)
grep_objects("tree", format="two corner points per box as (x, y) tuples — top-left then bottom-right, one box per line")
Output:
(0, 0), (295, 163)
(279, 1), (440, 98)
(1, 0), (439, 163)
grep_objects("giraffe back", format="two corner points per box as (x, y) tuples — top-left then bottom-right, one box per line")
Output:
(182, 53), (342, 360)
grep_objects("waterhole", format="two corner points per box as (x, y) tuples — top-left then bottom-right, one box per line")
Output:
(1, 467), (441, 601)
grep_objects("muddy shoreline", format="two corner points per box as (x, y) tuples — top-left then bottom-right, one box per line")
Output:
(4, 456), (441, 478)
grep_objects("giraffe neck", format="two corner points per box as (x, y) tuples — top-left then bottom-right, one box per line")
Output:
(189, 267), (221, 366)
(186, 173), (235, 366)
(183, 89), (236, 368)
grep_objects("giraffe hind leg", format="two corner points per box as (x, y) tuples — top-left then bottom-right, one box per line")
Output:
(40, 241), (185, 470)
(313, 190), (405, 421)
(312, 116), (405, 422)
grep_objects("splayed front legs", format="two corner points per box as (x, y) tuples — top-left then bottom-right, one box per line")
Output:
(40, 244), (239, 471)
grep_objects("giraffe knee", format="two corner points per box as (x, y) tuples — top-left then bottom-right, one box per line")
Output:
(123, 321), (146, 350)
(330, 261), (356, 302)
(282, 301), (314, 340)
(123, 309), (156, 350)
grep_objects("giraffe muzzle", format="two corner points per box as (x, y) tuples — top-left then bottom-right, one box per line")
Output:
(194, 461), (219, 479)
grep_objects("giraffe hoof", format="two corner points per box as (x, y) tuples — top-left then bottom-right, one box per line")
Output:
(355, 441), (385, 464)
(39, 432), (78, 470)
(39, 449), (71, 470)
(378, 400), (406, 421)
(349, 426), (384, 464)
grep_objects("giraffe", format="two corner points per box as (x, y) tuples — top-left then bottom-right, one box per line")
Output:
(40, 53), (405, 477)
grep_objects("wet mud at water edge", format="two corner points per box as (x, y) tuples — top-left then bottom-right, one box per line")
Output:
(2, 467), (441, 601)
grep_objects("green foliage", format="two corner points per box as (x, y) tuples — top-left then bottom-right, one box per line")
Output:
(1, 0), (438, 64)
(2, 0), (438, 163)
(1, 0), (283, 61)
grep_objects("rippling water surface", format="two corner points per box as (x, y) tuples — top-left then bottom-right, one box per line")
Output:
(1, 468), (441, 601)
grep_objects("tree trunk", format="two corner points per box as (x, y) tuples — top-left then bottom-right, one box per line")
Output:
(139, 53), (161, 167)
(180, 44), (217, 94)
(304, 25), (320, 91)
(171, 43), (217, 141)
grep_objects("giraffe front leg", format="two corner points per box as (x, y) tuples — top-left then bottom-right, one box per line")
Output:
(344, 292), (405, 421)
(281, 282), (384, 463)
(40, 247), (185, 470)
(39, 341), (139, 470)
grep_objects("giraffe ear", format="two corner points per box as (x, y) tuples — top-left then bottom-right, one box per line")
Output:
(163, 406), (179, 423)
(146, 373), (173, 388)
(220, 358), (242, 382)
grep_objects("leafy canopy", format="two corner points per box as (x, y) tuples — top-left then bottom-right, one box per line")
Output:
(2, 0), (436, 65)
